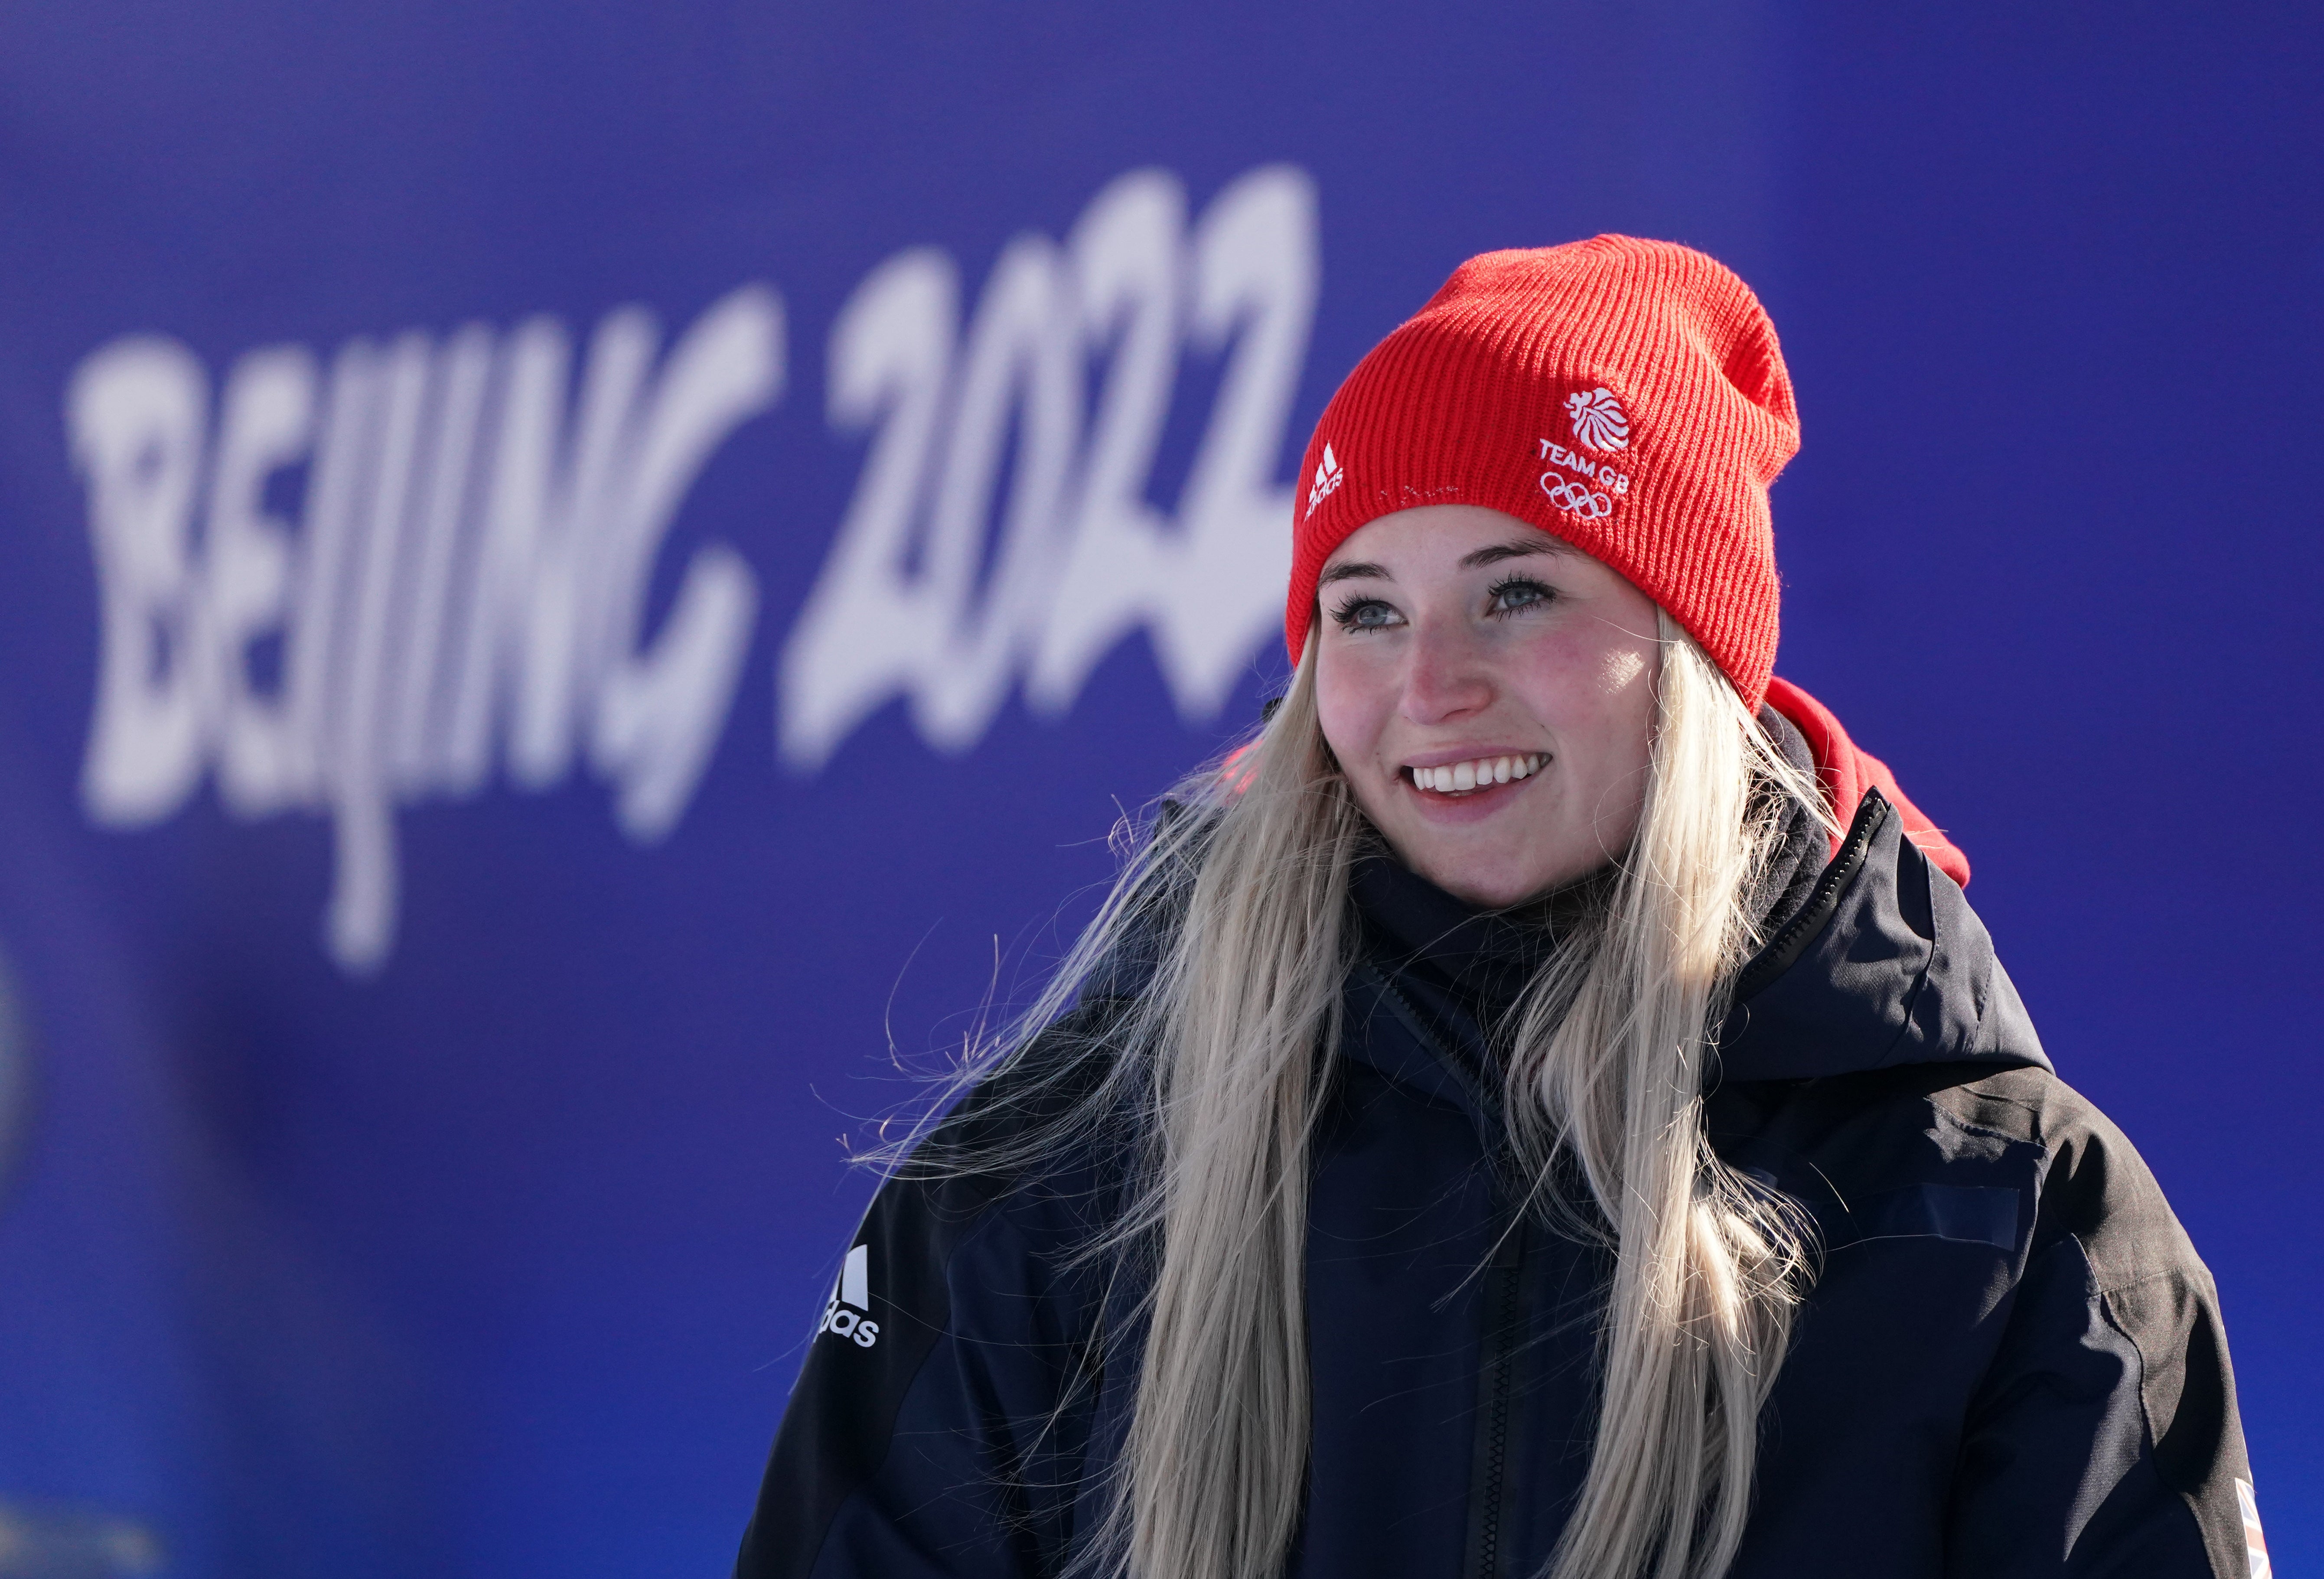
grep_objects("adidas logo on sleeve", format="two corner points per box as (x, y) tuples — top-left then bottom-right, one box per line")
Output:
(818, 1243), (881, 1348)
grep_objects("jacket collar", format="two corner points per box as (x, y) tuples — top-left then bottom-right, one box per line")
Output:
(1339, 786), (2050, 1120)
(1714, 789), (2050, 1081)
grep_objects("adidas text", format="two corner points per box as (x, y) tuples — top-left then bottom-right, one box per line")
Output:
(1304, 442), (1344, 518)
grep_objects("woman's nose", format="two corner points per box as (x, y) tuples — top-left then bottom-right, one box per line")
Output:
(1399, 619), (1493, 725)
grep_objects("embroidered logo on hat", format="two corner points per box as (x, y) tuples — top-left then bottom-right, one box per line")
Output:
(1541, 471), (1614, 520)
(1304, 443), (1345, 519)
(1565, 387), (1630, 453)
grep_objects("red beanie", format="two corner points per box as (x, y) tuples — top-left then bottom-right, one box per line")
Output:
(1287, 236), (1798, 709)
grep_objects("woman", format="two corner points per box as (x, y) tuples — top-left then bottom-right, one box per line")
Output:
(736, 238), (2260, 1579)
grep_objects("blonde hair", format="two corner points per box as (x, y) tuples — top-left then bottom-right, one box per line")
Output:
(902, 611), (1830, 1579)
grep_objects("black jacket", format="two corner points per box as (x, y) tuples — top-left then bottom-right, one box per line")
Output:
(735, 788), (2259, 1578)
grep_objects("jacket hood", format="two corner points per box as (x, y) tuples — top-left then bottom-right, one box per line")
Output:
(1714, 785), (2048, 1082)
(1347, 781), (2051, 1128)
(1715, 677), (2042, 1082)
(1765, 676), (1970, 889)
(1347, 682), (2046, 1107)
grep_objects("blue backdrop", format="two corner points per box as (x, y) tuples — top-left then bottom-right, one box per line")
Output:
(0, 3), (2316, 1574)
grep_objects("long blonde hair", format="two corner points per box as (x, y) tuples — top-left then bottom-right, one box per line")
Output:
(903, 611), (1829, 1579)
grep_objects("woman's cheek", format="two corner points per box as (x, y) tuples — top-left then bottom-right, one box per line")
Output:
(1597, 645), (1649, 697)
(1314, 651), (1387, 768)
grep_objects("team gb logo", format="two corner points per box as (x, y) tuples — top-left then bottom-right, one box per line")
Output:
(1565, 387), (1630, 453)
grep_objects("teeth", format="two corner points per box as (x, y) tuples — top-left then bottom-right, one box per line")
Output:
(1410, 753), (1546, 794)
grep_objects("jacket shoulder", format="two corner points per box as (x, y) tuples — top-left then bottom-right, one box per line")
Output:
(1920, 1065), (2205, 1291)
(733, 1002), (1140, 1579)
(1731, 1061), (2254, 1575)
(1717, 1061), (2214, 1298)
(1937, 1067), (2254, 1575)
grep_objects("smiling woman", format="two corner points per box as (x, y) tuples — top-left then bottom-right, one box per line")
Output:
(737, 238), (2256, 1579)
(1314, 509), (1662, 904)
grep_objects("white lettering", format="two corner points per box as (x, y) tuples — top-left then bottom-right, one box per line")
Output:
(1028, 169), (1189, 715)
(65, 163), (1328, 969)
(588, 286), (782, 838)
(69, 337), (211, 826)
(1538, 440), (1628, 496)
(389, 322), (493, 794)
(65, 288), (783, 973)
(1544, 441), (1599, 479)
(205, 344), (315, 817)
(916, 233), (1080, 750)
(284, 341), (381, 807)
(776, 250), (959, 772)
(782, 163), (1317, 766)
(815, 1302), (880, 1348)
(326, 332), (433, 969)
(460, 312), (631, 793)
(778, 232), (1082, 765)
(1142, 163), (1313, 720)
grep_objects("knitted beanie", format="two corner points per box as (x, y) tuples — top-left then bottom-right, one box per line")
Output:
(1286, 236), (1799, 709)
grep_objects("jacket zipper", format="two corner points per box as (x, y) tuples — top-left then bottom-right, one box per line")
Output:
(1358, 963), (1529, 1576)
(1465, 1215), (1527, 1579)
(1732, 785), (1887, 1002)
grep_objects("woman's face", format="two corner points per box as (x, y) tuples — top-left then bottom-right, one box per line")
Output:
(1313, 505), (1661, 908)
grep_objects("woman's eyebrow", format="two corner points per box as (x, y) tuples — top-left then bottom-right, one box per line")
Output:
(1318, 560), (1390, 586)
(1460, 537), (1574, 570)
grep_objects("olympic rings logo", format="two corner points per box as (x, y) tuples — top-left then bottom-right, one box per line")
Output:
(1539, 470), (1613, 520)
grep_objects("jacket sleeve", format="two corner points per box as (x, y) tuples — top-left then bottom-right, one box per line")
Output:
(732, 1045), (1126, 1579)
(1945, 1095), (2263, 1578)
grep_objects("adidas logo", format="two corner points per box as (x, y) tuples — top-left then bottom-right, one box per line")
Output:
(818, 1243), (881, 1348)
(1304, 443), (1345, 518)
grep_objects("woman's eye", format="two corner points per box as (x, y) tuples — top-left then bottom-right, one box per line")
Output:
(1330, 597), (1402, 632)
(1487, 577), (1553, 616)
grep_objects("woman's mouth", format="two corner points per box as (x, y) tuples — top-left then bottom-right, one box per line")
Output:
(1402, 752), (1548, 796)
